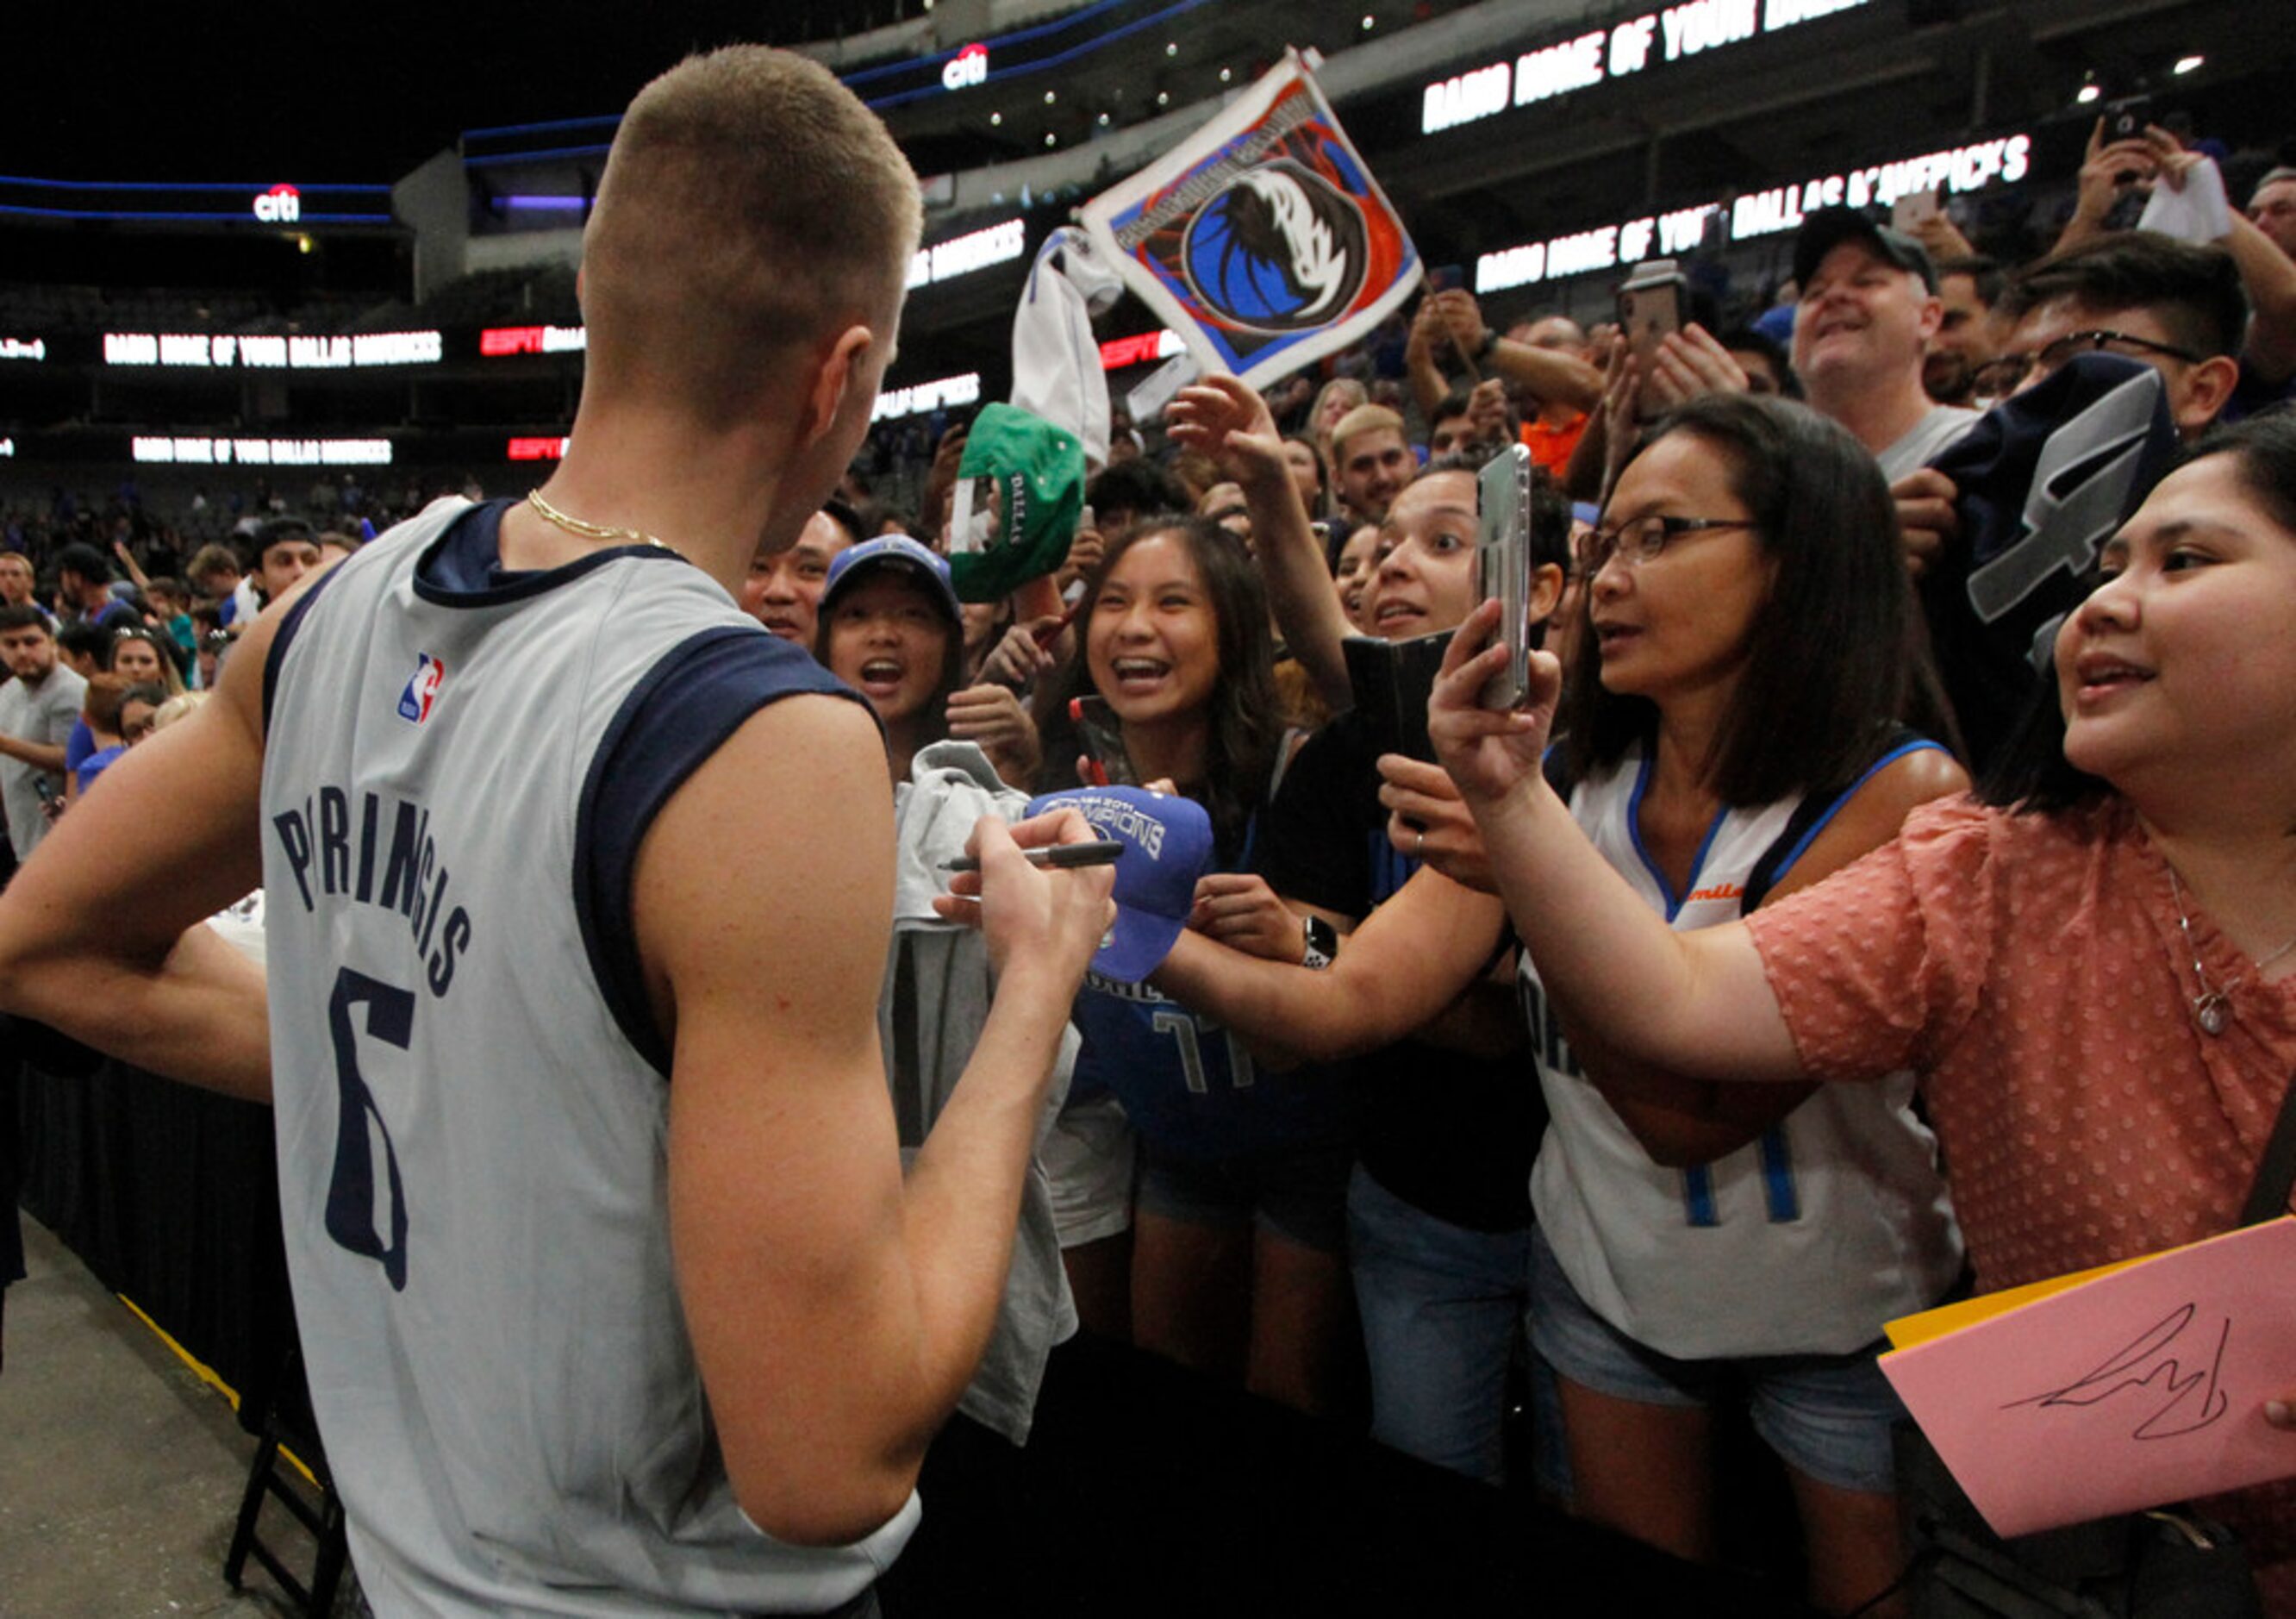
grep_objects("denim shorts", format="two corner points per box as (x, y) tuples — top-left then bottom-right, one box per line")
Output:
(1044, 1094), (1135, 1249)
(1528, 1227), (1906, 1495)
(1135, 1141), (1351, 1254)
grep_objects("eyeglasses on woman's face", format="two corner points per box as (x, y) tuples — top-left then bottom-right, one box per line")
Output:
(1584, 514), (1757, 572)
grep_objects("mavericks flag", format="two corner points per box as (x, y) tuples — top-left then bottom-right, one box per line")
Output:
(1078, 48), (1420, 391)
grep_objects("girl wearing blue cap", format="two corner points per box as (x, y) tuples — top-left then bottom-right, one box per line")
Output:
(818, 535), (1037, 788)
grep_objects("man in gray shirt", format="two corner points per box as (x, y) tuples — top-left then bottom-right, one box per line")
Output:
(0, 606), (86, 866)
(1789, 209), (1981, 480)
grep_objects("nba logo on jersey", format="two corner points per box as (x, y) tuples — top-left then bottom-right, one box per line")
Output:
(397, 654), (446, 723)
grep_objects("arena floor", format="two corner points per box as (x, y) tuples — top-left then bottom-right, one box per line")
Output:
(0, 1216), (347, 1618)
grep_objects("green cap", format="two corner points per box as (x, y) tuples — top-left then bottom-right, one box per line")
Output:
(945, 402), (1087, 603)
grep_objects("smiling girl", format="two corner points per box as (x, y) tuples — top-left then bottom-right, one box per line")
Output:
(1034, 518), (1354, 1409)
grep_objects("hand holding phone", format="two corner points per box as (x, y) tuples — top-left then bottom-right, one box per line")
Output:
(1890, 185), (1943, 234)
(1070, 696), (1139, 787)
(1617, 259), (1686, 422)
(1475, 445), (1533, 711)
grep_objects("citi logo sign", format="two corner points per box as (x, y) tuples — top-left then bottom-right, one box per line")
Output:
(254, 184), (302, 224)
(942, 43), (989, 91)
(397, 653), (446, 723)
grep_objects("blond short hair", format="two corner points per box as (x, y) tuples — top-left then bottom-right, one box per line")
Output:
(582, 47), (922, 426)
(1330, 403), (1407, 466)
(150, 691), (207, 733)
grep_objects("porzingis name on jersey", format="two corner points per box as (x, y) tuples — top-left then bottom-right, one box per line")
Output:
(271, 785), (474, 997)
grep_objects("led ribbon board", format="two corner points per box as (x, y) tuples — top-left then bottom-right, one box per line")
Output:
(1475, 133), (2031, 294)
(1422, 0), (1869, 136)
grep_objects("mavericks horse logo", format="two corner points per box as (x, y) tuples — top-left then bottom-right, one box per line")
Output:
(1180, 160), (1368, 334)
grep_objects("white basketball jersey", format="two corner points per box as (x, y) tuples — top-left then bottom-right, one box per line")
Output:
(1524, 742), (1963, 1360)
(259, 498), (912, 1615)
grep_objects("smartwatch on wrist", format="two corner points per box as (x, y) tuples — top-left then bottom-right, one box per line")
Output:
(1301, 915), (1339, 971)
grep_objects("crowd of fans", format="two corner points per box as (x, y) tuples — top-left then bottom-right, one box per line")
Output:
(6, 95), (2296, 1616)
(709, 116), (2296, 1616)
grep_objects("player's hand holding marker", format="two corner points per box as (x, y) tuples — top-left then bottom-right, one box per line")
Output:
(934, 809), (1116, 995)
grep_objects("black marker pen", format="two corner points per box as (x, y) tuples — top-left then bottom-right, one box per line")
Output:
(943, 841), (1123, 874)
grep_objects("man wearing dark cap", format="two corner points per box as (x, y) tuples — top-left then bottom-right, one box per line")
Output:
(1790, 207), (1980, 478)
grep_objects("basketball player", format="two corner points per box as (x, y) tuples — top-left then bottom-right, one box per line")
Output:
(0, 47), (1112, 1616)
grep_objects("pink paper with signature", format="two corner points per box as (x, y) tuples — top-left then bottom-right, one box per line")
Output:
(1880, 1218), (2296, 1538)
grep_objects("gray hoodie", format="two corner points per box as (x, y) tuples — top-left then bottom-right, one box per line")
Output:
(887, 740), (1079, 1443)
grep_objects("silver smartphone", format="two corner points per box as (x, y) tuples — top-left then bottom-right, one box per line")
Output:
(1617, 258), (1687, 422)
(1475, 444), (1533, 710)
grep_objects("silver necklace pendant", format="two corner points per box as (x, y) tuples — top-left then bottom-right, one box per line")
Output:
(2194, 991), (2230, 1037)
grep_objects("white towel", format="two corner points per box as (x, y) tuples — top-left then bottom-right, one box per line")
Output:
(1010, 227), (1124, 474)
(2137, 154), (2233, 245)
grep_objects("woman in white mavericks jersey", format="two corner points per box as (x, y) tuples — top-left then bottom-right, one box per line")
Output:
(1507, 395), (1968, 1616)
(0, 47), (1113, 1619)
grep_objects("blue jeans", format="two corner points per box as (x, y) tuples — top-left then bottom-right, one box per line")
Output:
(1348, 1164), (1534, 1485)
(1530, 1226), (1906, 1494)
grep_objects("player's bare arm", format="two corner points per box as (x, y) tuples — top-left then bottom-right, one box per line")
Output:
(0, 593), (290, 1100)
(642, 690), (1108, 1547)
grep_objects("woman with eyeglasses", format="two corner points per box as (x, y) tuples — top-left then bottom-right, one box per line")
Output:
(1146, 393), (1968, 1604)
(1489, 393), (1967, 1614)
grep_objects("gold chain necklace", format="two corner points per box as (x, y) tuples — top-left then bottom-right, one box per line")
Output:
(2166, 866), (2296, 1037)
(525, 488), (671, 551)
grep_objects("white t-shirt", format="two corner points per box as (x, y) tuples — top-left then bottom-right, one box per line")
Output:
(0, 665), (86, 860)
(1875, 403), (1981, 481)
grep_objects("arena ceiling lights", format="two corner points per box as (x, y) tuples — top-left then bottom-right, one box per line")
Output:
(460, 0), (1219, 170)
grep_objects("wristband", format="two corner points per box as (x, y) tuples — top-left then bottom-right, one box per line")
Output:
(1474, 328), (1500, 361)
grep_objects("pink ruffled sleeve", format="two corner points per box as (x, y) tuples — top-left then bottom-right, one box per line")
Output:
(1743, 797), (2003, 1082)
